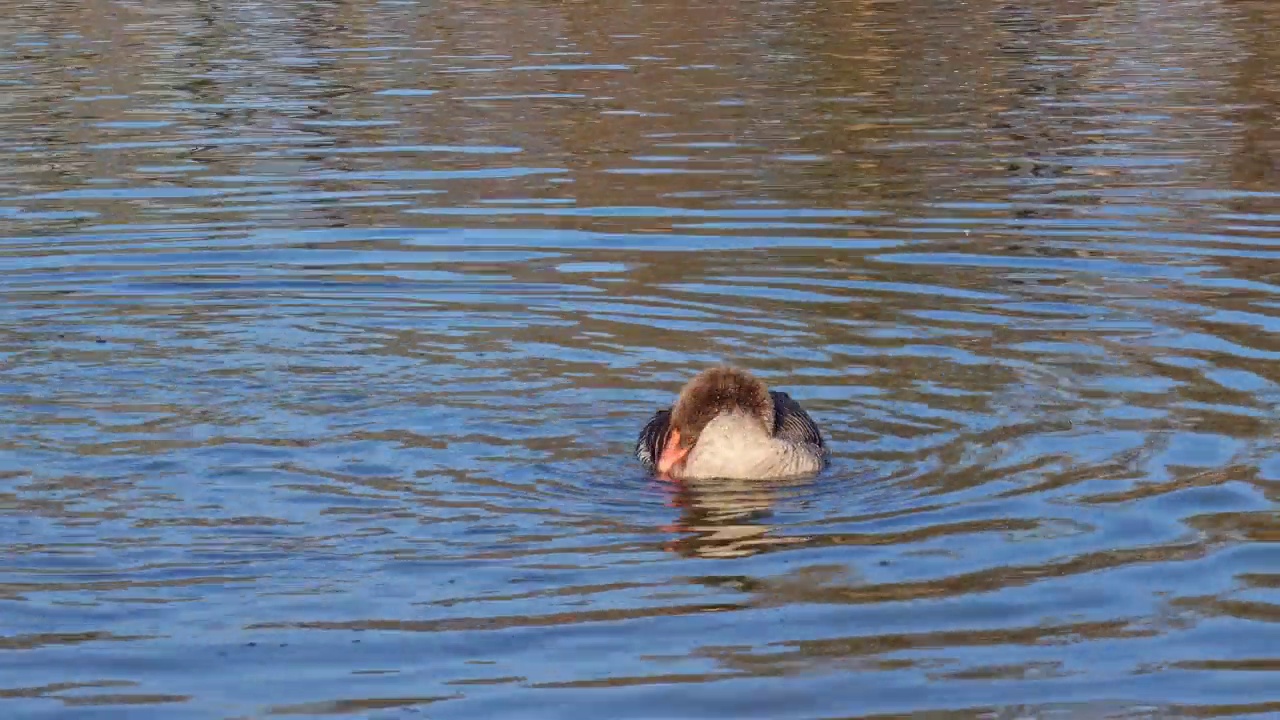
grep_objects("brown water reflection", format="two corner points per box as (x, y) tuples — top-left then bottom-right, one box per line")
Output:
(3, 0), (1280, 717)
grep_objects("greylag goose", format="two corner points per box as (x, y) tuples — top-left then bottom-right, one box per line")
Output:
(636, 366), (827, 480)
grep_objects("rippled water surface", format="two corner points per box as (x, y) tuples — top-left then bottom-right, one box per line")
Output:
(4, 0), (1280, 717)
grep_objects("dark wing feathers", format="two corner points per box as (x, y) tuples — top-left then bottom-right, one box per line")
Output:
(770, 391), (824, 449)
(635, 409), (672, 471)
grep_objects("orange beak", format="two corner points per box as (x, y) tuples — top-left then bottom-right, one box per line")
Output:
(656, 428), (691, 477)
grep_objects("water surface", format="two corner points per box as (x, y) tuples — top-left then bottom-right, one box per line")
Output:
(3, 0), (1280, 717)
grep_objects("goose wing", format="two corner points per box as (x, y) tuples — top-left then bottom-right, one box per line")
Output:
(770, 391), (824, 449)
(635, 409), (673, 471)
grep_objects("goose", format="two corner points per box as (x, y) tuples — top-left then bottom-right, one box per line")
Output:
(636, 366), (826, 480)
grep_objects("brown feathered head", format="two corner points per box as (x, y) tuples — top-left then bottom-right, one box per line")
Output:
(669, 366), (774, 448)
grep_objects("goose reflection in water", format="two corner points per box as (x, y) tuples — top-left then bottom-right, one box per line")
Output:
(660, 476), (813, 559)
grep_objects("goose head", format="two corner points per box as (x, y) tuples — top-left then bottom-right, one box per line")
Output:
(657, 366), (775, 476)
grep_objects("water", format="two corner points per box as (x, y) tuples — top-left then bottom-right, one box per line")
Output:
(2, 0), (1280, 716)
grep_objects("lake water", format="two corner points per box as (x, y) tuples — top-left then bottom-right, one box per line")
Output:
(3, 0), (1280, 717)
